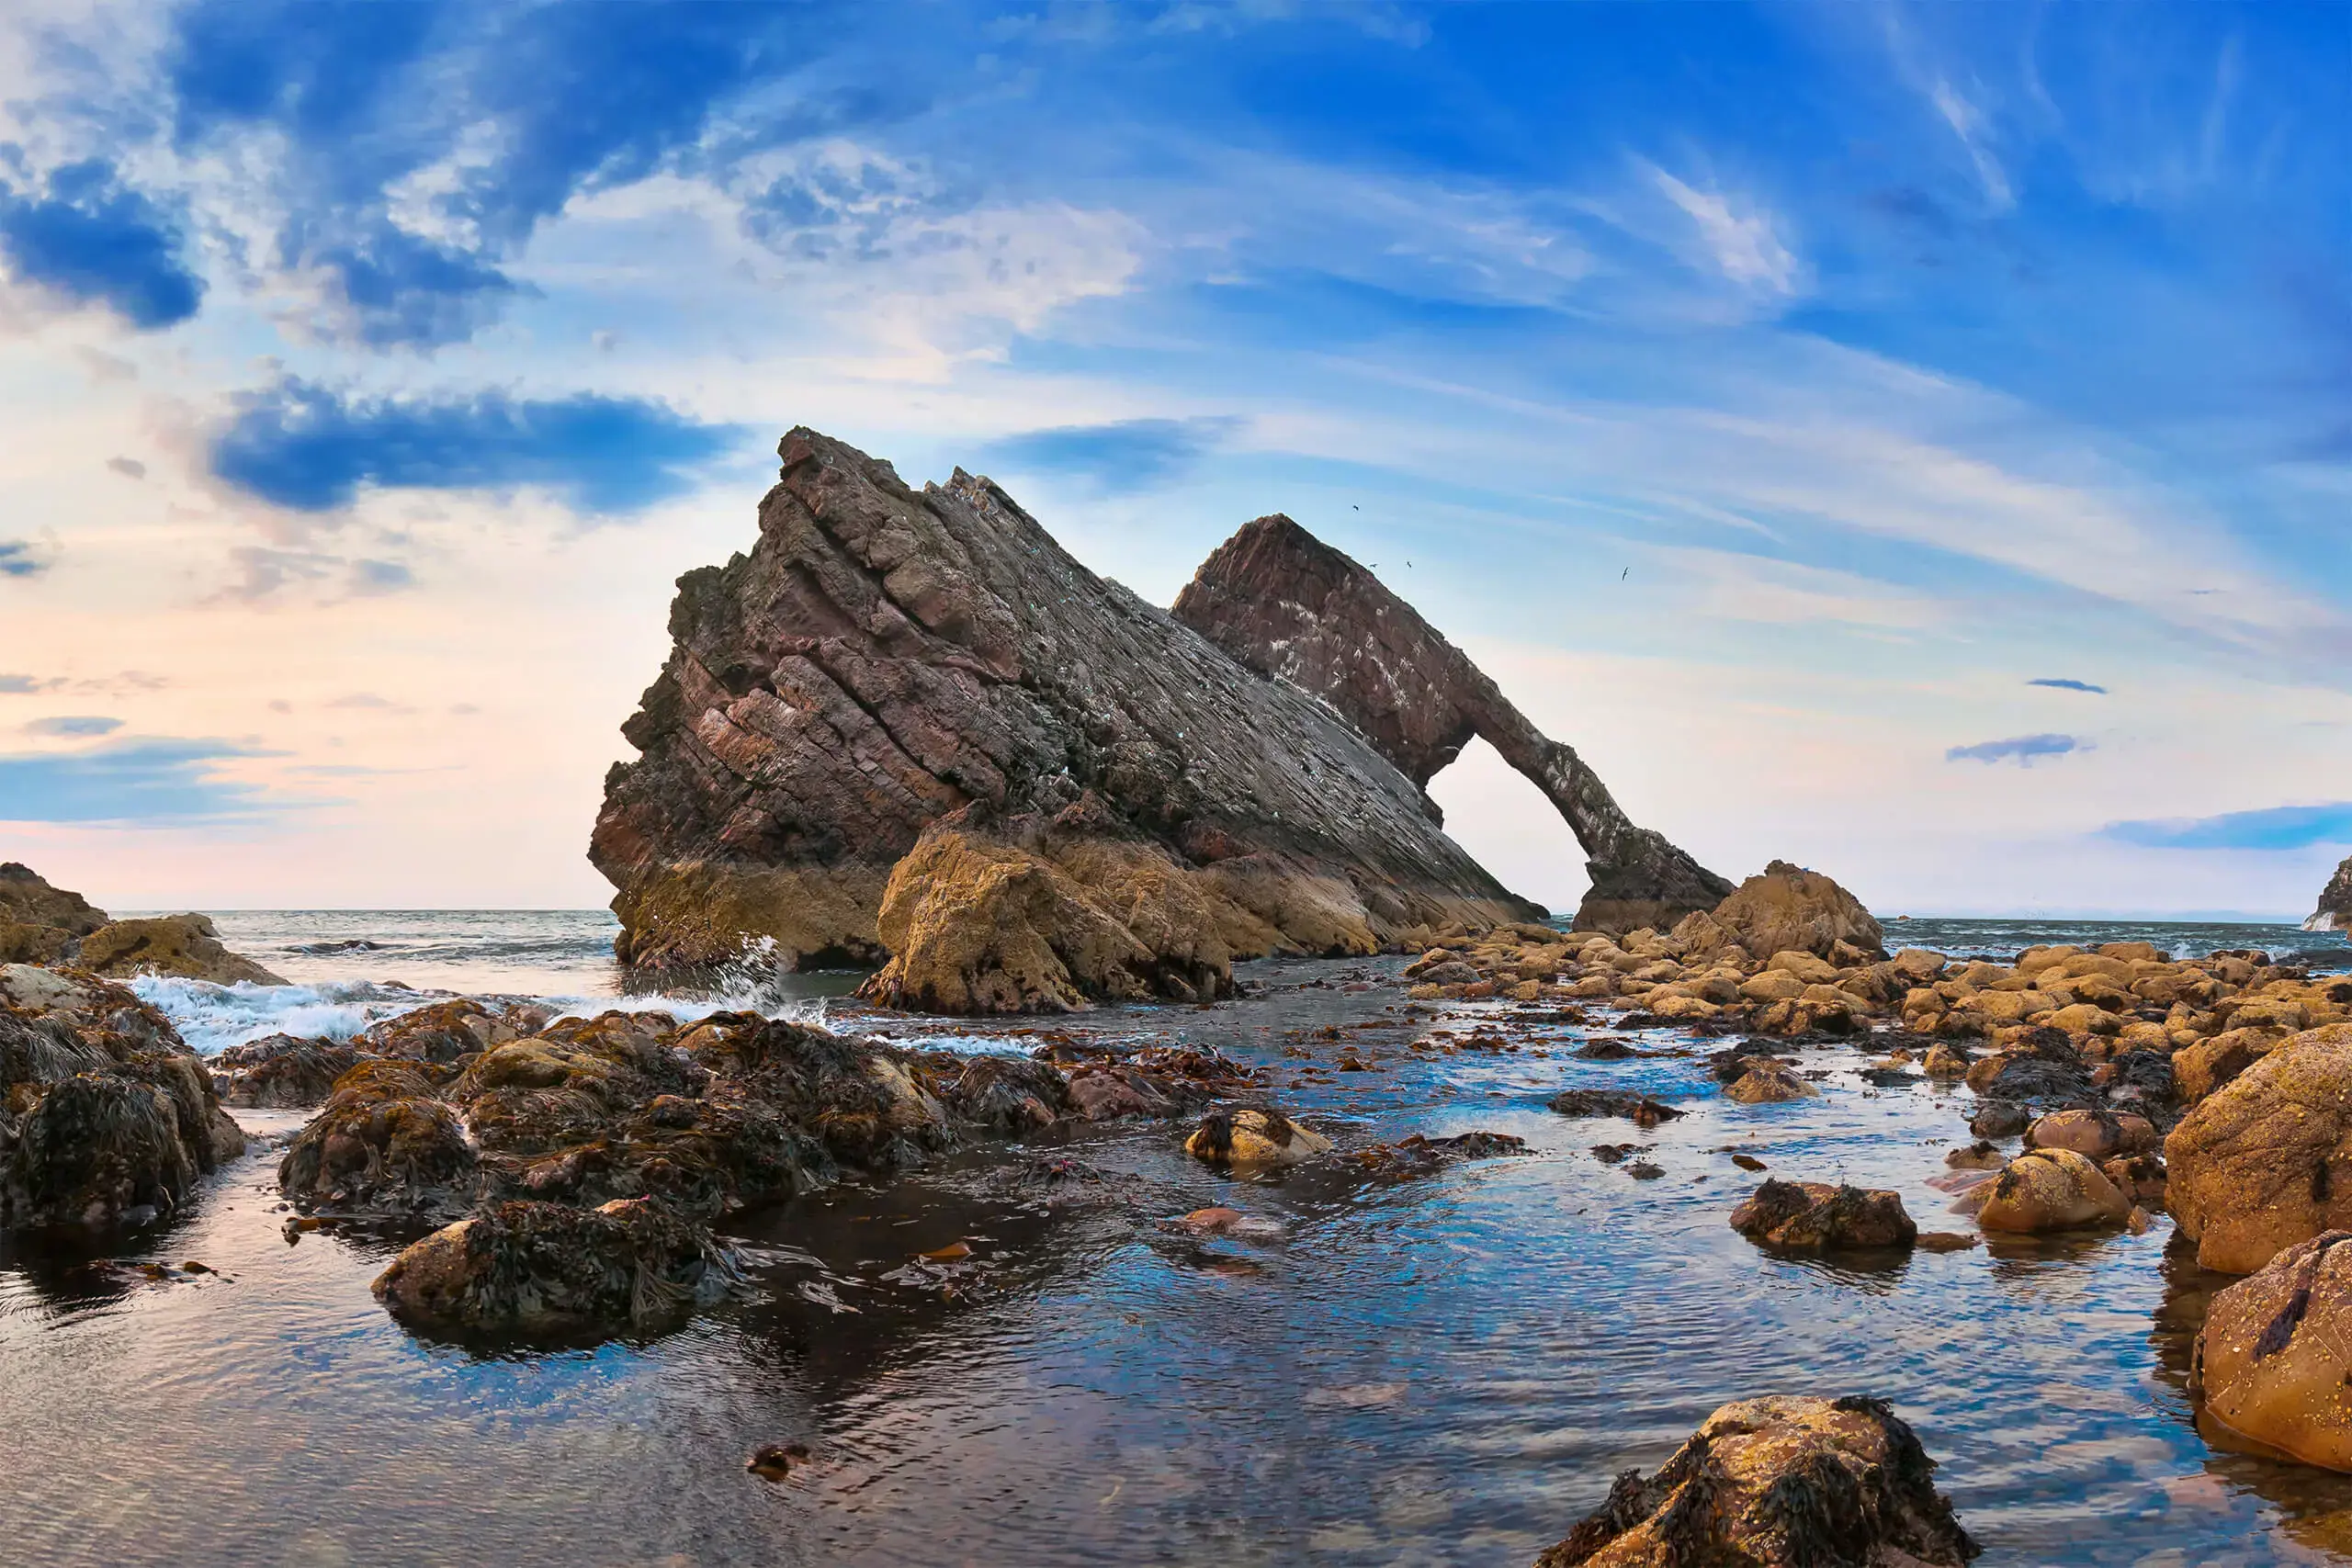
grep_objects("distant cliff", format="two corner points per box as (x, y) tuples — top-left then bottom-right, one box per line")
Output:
(591, 430), (1543, 970)
(2309, 854), (2352, 932)
(1171, 514), (1731, 934)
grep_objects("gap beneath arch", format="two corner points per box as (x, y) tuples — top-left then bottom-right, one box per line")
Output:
(1424, 735), (1589, 919)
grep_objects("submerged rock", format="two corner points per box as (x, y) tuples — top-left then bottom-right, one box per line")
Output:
(1729, 1179), (1917, 1252)
(373, 1197), (735, 1339)
(1532, 1394), (1976, 1566)
(1549, 1089), (1684, 1127)
(75, 914), (288, 986)
(0, 965), (244, 1235)
(1973, 1148), (2131, 1235)
(1724, 1062), (1816, 1104)
(1184, 1107), (1331, 1173)
(591, 427), (1540, 976)
(2167, 1027), (2352, 1274)
(210, 1033), (364, 1109)
(1170, 512), (1728, 935)
(1351, 1130), (1528, 1179)
(2193, 1230), (2352, 1471)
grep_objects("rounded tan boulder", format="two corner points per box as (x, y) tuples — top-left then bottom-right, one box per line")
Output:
(2167, 1026), (2352, 1274)
(1706, 860), (1884, 962)
(1975, 1147), (2132, 1234)
(2027, 1109), (2156, 1160)
(1184, 1108), (1331, 1173)
(2193, 1231), (2352, 1471)
(1724, 1063), (1816, 1103)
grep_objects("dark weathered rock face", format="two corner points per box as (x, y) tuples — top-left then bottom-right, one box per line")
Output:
(592, 429), (1540, 970)
(1169, 514), (1731, 935)
(2309, 854), (2352, 933)
(0, 863), (108, 964)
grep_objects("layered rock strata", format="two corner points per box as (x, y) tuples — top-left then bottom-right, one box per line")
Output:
(2309, 854), (2352, 932)
(1170, 513), (1730, 933)
(592, 429), (1539, 973)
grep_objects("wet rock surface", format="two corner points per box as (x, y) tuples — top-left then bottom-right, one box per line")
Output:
(2168, 1027), (2352, 1274)
(1169, 512), (1728, 935)
(209, 1034), (362, 1109)
(1532, 1394), (1977, 1567)
(591, 428), (1541, 974)
(1729, 1179), (1917, 1252)
(0, 966), (244, 1235)
(2194, 1230), (2352, 1472)
(0, 863), (107, 964)
(74, 914), (288, 986)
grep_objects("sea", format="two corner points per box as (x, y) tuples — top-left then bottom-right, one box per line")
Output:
(117, 908), (2352, 1058)
(7, 909), (2352, 1567)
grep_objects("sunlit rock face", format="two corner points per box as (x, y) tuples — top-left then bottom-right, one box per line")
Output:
(592, 428), (1540, 972)
(1170, 512), (1731, 935)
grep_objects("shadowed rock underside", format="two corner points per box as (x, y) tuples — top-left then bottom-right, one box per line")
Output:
(1170, 513), (1731, 934)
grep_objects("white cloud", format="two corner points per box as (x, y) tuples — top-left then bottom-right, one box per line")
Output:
(1928, 77), (2014, 210)
(1646, 165), (1803, 297)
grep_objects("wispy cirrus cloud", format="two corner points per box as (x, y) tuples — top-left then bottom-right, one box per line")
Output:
(2105, 802), (2352, 852)
(986, 417), (1243, 492)
(1947, 733), (2083, 764)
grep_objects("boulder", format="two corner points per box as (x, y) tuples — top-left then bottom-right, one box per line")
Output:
(1706, 860), (1884, 963)
(0, 863), (108, 963)
(358, 998), (550, 1063)
(1532, 1394), (1976, 1567)
(1729, 1179), (1917, 1251)
(1170, 512), (1729, 934)
(0, 966), (244, 1235)
(2026, 1109), (2156, 1161)
(2166, 1026), (2352, 1273)
(373, 1197), (734, 1339)
(1184, 1107), (1330, 1173)
(861, 805), (1259, 1012)
(76, 914), (287, 986)
(1974, 1148), (2132, 1234)
(1724, 1063), (1817, 1104)
(2192, 1230), (2352, 1470)
(1549, 1089), (1684, 1127)
(1351, 1130), (1528, 1179)
(209, 1033), (366, 1109)
(591, 428), (1542, 972)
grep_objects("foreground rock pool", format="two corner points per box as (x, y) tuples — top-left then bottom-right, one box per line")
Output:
(8, 953), (2352, 1567)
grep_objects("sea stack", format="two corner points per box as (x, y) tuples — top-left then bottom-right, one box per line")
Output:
(591, 428), (1544, 975)
(1170, 513), (1730, 933)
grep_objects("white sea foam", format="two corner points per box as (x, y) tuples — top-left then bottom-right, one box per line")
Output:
(133, 974), (830, 1057)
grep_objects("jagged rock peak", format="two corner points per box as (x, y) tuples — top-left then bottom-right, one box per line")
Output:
(2308, 853), (2352, 934)
(1170, 513), (1732, 934)
(591, 428), (1542, 971)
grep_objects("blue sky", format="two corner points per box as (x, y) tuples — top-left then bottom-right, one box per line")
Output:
(0, 0), (2346, 917)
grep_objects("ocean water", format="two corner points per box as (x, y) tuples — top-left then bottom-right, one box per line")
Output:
(9, 913), (2352, 1565)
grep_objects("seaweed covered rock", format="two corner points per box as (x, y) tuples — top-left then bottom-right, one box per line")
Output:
(210, 1033), (365, 1109)
(2192, 1230), (2352, 1471)
(0, 966), (244, 1234)
(1184, 1107), (1331, 1173)
(862, 805), (1263, 1012)
(75, 914), (287, 986)
(1550, 1089), (1684, 1127)
(280, 1009), (1110, 1227)
(1351, 1130), (1528, 1179)
(1729, 1179), (1917, 1252)
(1706, 861), (1884, 964)
(373, 1197), (735, 1340)
(2167, 1027), (2352, 1273)
(592, 428), (1540, 972)
(1532, 1394), (1977, 1566)
(1973, 1148), (2132, 1235)
(1170, 512), (1729, 934)
(356, 998), (553, 1064)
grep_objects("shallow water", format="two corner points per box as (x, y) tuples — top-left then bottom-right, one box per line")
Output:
(11, 923), (2352, 1565)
